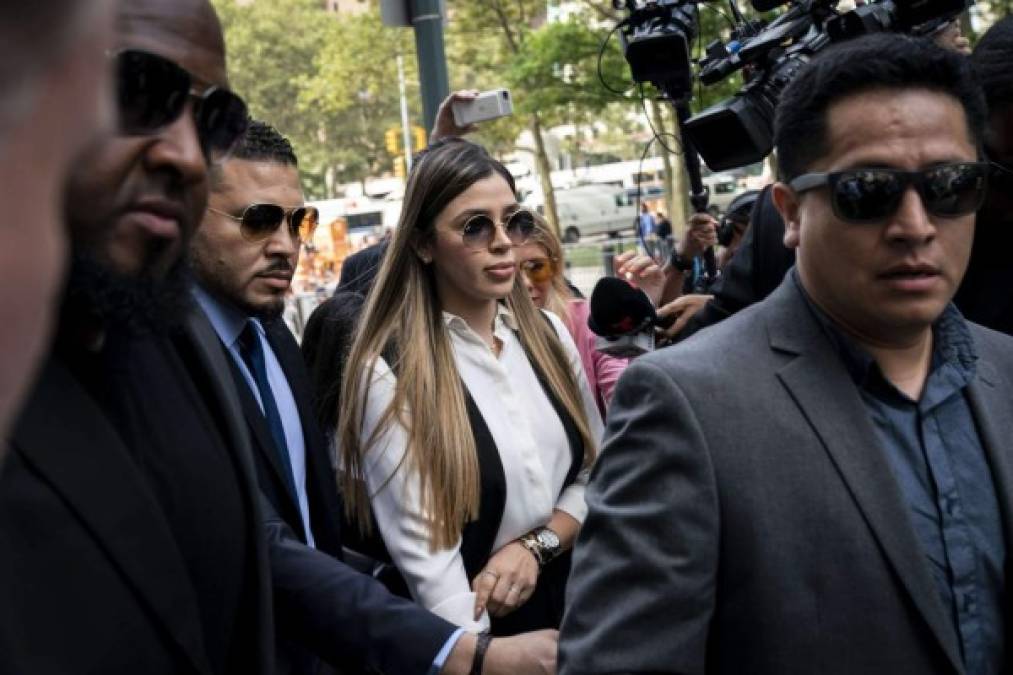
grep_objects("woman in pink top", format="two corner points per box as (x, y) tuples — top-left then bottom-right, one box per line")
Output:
(516, 215), (665, 416)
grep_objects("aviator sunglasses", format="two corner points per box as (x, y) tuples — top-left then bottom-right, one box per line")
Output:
(208, 204), (320, 244)
(788, 162), (989, 223)
(114, 49), (249, 160)
(459, 209), (536, 250)
(520, 256), (559, 284)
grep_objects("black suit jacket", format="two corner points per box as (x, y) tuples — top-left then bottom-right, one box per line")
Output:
(0, 313), (275, 675)
(214, 311), (458, 674)
(0, 308), (457, 675)
(229, 316), (344, 559)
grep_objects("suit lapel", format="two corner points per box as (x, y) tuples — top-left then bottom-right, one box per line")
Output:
(12, 358), (213, 675)
(767, 281), (964, 674)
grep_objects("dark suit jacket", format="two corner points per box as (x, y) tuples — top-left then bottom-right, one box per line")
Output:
(0, 313), (275, 675)
(230, 316), (344, 559)
(0, 309), (457, 675)
(215, 312), (458, 674)
(560, 278), (1013, 675)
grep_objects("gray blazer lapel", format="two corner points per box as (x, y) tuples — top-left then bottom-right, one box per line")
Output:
(767, 281), (964, 674)
(12, 359), (213, 675)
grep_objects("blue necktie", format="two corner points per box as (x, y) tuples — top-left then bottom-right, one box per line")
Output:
(238, 320), (298, 500)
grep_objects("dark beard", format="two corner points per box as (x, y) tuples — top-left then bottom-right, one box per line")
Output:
(61, 252), (195, 337)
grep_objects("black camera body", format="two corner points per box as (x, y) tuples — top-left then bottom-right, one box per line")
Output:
(616, 0), (699, 98)
(684, 0), (970, 171)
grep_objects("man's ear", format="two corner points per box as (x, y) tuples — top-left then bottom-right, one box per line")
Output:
(772, 182), (801, 249)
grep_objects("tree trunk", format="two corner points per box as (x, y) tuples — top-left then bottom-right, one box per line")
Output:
(530, 113), (561, 239)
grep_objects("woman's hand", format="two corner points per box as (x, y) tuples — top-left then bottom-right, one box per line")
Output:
(613, 251), (666, 306)
(472, 541), (540, 619)
(430, 90), (480, 142)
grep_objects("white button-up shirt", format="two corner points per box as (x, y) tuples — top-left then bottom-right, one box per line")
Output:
(354, 306), (603, 631)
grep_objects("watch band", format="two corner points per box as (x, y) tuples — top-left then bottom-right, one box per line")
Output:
(519, 531), (546, 566)
(470, 631), (493, 675)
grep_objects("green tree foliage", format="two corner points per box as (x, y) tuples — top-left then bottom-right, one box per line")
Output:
(299, 9), (422, 189)
(213, 0), (421, 197)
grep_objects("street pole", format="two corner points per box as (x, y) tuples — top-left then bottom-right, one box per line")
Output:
(397, 53), (413, 172)
(410, 0), (449, 134)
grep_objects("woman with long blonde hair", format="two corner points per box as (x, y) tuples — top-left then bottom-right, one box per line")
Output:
(337, 138), (602, 635)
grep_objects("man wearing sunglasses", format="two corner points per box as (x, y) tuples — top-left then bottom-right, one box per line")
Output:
(562, 34), (1013, 675)
(0, 1), (554, 674)
(0, 1), (115, 448)
(189, 120), (339, 672)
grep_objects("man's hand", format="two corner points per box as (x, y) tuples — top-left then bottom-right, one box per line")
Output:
(472, 541), (539, 619)
(657, 294), (714, 339)
(613, 251), (666, 306)
(430, 90), (480, 142)
(677, 213), (718, 260)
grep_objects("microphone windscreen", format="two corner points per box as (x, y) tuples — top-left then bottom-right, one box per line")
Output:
(588, 277), (657, 337)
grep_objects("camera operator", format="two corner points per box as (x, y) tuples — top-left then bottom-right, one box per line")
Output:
(656, 190), (762, 339)
(659, 212), (718, 297)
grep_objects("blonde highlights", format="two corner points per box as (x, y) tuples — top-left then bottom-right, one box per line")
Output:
(338, 139), (596, 550)
(527, 213), (577, 335)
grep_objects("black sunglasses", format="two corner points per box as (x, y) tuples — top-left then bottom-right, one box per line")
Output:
(114, 49), (249, 161)
(208, 204), (320, 244)
(459, 209), (536, 250)
(788, 162), (989, 223)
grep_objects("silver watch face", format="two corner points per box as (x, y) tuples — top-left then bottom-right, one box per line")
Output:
(537, 529), (560, 550)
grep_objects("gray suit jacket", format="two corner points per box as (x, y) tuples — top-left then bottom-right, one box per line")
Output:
(560, 277), (1013, 675)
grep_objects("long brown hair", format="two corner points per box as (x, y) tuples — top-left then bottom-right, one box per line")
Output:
(338, 139), (597, 550)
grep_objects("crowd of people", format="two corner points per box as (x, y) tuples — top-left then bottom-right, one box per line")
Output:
(2, 2), (1013, 675)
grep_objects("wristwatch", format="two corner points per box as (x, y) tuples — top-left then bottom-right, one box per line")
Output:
(519, 527), (562, 567)
(669, 249), (694, 272)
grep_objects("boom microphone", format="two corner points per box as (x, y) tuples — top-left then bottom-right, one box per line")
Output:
(588, 277), (669, 357)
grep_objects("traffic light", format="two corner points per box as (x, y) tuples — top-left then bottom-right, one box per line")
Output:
(393, 154), (406, 179)
(412, 125), (427, 152)
(385, 128), (400, 155)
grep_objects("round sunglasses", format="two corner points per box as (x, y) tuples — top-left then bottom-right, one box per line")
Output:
(208, 204), (320, 244)
(114, 49), (249, 162)
(788, 162), (989, 223)
(519, 256), (559, 284)
(458, 209), (536, 250)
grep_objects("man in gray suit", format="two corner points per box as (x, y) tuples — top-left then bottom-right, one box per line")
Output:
(561, 34), (1013, 675)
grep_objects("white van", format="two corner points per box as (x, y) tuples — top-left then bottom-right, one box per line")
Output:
(523, 184), (637, 243)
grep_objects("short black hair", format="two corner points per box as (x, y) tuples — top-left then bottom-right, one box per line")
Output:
(231, 118), (299, 166)
(774, 34), (986, 182)
(972, 16), (1013, 115)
